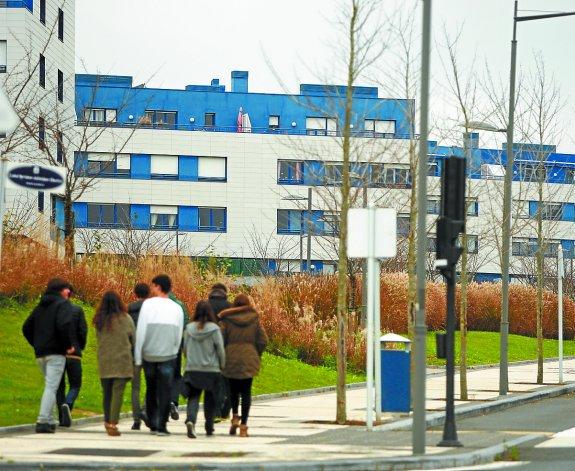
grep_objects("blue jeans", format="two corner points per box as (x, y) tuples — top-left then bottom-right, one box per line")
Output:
(143, 360), (175, 431)
(36, 355), (66, 425)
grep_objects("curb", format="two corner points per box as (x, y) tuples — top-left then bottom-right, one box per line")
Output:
(375, 381), (575, 431)
(0, 382), (367, 437)
(0, 433), (544, 470)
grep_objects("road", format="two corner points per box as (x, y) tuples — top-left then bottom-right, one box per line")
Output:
(442, 393), (575, 471)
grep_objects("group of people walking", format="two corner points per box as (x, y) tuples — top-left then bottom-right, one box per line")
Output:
(22, 275), (268, 438)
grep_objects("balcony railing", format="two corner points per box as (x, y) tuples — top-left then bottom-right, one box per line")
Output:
(0, 0), (33, 12)
(75, 120), (415, 140)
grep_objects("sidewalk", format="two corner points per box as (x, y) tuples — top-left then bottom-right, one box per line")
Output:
(0, 359), (573, 470)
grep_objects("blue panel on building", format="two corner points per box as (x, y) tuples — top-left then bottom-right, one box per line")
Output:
(72, 202), (88, 228)
(529, 201), (538, 217)
(130, 204), (150, 229)
(304, 161), (324, 185)
(179, 206), (199, 231)
(74, 152), (88, 175)
(179, 156), (198, 181)
(131, 154), (151, 180)
(563, 203), (575, 222)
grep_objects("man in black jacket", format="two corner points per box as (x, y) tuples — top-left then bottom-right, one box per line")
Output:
(56, 287), (87, 428)
(128, 282), (150, 430)
(22, 278), (75, 433)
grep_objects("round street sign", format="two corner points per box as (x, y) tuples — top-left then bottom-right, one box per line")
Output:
(7, 164), (65, 191)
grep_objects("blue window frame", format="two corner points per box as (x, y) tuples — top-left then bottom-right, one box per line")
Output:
(427, 197), (440, 215)
(87, 203), (130, 228)
(198, 207), (226, 232)
(278, 160), (304, 184)
(277, 209), (302, 234)
(143, 110), (177, 129)
(467, 198), (479, 217)
(151, 209), (178, 230)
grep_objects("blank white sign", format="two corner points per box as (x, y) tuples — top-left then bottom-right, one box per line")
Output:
(347, 208), (397, 259)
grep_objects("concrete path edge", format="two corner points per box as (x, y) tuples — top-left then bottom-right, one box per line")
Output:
(0, 433), (544, 470)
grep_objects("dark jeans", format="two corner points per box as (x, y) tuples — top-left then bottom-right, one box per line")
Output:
(56, 358), (82, 420)
(143, 360), (175, 431)
(171, 348), (183, 407)
(219, 377), (231, 418)
(101, 378), (129, 423)
(229, 378), (253, 425)
(131, 365), (142, 421)
(186, 386), (216, 432)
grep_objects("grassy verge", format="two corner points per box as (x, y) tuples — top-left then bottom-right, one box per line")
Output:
(0, 298), (363, 427)
(426, 330), (575, 366)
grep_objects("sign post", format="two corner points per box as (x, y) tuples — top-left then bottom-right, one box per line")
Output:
(558, 248), (564, 384)
(348, 206), (397, 430)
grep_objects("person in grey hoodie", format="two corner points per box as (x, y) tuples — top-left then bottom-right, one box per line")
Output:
(182, 301), (225, 439)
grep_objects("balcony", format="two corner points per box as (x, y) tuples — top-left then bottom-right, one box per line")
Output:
(75, 120), (414, 140)
(0, 0), (33, 12)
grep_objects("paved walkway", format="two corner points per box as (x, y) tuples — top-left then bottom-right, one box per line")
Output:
(0, 359), (574, 469)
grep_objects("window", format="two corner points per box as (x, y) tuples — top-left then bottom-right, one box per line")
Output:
(151, 206), (178, 230)
(83, 108), (117, 123)
(57, 69), (63, 103)
(143, 110), (176, 129)
(306, 117), (337, 136)
(397, 215), (411, 237)
(466, 198), (479, 217)
(86, 153), (129, 177)
(39, 54), (45, 88)
(427, 197), (440, 215)
(481, 163), (505, 179)
(513, 200), (529, 219)
(428, 158), (439, 176)
(198, 157), (226, 181)
(38, 192), (45, 213)
(324, 163), (343, 184)
(541, 203), (563, 221)
(364, 119), (395, 135)
(512, 237), (559, 258)
(371, 164), (411, 187)
(40, 0), (46, 24)
(198, 207), (226, 232)
(58, 8), (64, 42)
(0, 41), (6, 73)
(269, 115), (280, 129)
(427, 237), (437, 252)
(38, 117), (45, 150)
(277, 209), (302, 234)
(322, 211), (340, 236)
(87, 203), (130, 228)
(518, 162), (546, 182)
(205, 112), (216, 127)
(465, 235), (479, 254)
(565, 168), (575, 184)
(151, 155), (178, 179)
(278, 160), (304, 184)
(56, 131), (63, 163)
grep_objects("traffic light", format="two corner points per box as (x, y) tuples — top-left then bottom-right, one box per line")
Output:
(436, 156), (466, 268)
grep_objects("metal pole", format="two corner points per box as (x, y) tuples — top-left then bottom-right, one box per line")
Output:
(438, 267), (462, 447)
(0, 155), (7, 273)
(413, 0), (432, 456)
(362, 187), (368, 327)
(366, 204), (376, 430)
(299, 232), (303, 272)
(306, 187), (312, 273)
(374, 258), (382, 421)
(558, 248), (564, 384)
(500, 0), (518, 397)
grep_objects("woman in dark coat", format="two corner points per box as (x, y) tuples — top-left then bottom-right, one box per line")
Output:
(219, 294), (268, 437)
(94, 291), (135, 437)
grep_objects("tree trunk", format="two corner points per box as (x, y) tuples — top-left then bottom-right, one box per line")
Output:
(64, 192), (75, 261)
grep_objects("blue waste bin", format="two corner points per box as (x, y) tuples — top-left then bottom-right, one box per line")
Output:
(380, 333), (411, 413)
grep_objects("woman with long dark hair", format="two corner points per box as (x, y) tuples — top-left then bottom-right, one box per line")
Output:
(93, 290), (135, 436)
(182, 300), (225, 438)
(219, 294), (268, 438)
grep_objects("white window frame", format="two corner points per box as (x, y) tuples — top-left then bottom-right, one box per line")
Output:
(0, 41), (6, 73)
(269, 115), (280, 129)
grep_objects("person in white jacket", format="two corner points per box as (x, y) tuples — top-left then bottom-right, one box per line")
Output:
(134, 274), (184, 436)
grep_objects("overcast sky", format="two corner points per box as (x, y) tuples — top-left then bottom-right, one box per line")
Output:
(75, 0), (575, 152)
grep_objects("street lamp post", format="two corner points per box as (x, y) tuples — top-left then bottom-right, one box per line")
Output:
(500, 0), (575, 396)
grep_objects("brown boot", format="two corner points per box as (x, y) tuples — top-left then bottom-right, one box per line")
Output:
(229, 415), (240, 435)
(239, 424), (248, 438)
(106, 422), (121, 437)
